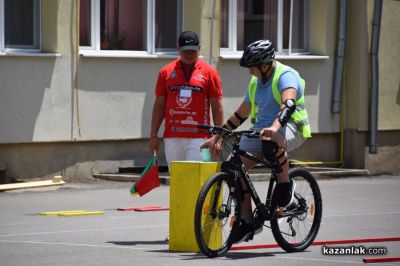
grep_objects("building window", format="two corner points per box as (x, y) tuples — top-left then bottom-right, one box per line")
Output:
(220, 0), (310, 55)
(79, 0), (182, 54)
(80, 0), (92, 47)
(0, 0), (40, 51)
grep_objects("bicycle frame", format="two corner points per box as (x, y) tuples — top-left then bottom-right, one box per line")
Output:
(195, 125), (322, 257)
(219, 135), (278, 222)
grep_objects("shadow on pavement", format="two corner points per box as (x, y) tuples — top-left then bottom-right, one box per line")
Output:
(178, 251), (286, 260)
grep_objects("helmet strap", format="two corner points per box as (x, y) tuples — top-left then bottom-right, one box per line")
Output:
(260, 68), (268, 84)
(258, 62), (272, 84)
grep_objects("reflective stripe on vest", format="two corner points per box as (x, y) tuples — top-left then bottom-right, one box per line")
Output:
(248, 61), (312, 138)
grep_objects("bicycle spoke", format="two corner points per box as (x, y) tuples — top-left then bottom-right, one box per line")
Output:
(195, 173), (240, 257)
(271, 168), (322, 252)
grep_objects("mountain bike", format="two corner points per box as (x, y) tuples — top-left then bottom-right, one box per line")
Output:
(194, 125), (322, 258)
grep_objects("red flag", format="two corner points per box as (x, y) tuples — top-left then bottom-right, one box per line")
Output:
(130, 156), (160, 197)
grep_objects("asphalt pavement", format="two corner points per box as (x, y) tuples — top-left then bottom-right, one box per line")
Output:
(0, 174), (399, 266)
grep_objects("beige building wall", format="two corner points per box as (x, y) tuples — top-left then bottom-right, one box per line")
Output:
(344, 0), (400, 173)
(345, 0), (370, 131)
(346, 0), (400, 131)
(375, 0), (400, 130)
(183, 0), (202, 36)
(0, 0), (341, 143)
(1, 0), (399, 181)
(77, 57), (170, 140)
(366, 0), (400, 173)
(0, 0), (78, 143)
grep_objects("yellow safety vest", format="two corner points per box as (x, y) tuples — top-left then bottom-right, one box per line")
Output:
(248, 61), (312, 138)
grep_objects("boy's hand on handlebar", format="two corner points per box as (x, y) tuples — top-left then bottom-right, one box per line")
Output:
(260, 126), (279, 141)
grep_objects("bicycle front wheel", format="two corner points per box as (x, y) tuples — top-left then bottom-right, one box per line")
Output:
(194, 172), (240, 257)
(271, 168), (322, 252)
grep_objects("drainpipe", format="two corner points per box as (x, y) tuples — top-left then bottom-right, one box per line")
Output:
(369, 0), (383, 154)
(74, 0), (82, 138)
(331, 0), (347, 113)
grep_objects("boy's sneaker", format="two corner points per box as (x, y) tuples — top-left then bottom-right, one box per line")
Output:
(276, 179), (296, 208)
(232, 221), (263, 244)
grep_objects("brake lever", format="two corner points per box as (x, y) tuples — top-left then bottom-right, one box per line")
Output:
(211, 128), (220, 135)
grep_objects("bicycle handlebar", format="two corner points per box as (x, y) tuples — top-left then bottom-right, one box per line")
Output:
(197, 124), (260, 138)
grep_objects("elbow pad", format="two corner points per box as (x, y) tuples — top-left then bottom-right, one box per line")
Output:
(278, 99), (296, 127)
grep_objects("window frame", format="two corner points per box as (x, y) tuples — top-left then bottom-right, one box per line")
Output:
(79, 0), (96, 50)
(0, 0), (41, 52)
(221, 0), (310, 56)
(79, 0), (183, 56)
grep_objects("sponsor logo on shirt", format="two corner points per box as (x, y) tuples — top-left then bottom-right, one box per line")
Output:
(171, 127), (198, 133)
(194, 74), (205, 82)
(176, 96), (192, 109)
(169, 109), (198, 116)
(169, 71), (177, 78)
(170, 85), (202, 92)
(181, 116), (198, 125)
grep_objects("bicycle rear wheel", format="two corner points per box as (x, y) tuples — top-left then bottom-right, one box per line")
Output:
(194, 172), (240, 257)
(270, 168), (322, 252)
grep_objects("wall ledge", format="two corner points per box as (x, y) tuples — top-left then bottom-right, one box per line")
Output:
(0, 52), (61, 57)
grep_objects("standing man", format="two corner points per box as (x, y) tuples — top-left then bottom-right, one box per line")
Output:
(149, 31), (224, 169)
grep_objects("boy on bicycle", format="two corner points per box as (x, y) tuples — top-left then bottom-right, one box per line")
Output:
(202, 40), (311, 243)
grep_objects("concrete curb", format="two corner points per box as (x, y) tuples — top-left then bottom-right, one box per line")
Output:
(93, 167), (370, 185)
(93, 173), (171, 184)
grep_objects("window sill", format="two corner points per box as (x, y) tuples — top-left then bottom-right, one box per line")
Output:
(220, 54), (329, 60)
(79, 50), (179, 59)
(0, 51), (61, 57)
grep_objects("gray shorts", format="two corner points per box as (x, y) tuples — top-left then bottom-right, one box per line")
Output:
(239, 123), (305, 155)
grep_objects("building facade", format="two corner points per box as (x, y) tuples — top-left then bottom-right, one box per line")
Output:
(0, 0), (399, 182)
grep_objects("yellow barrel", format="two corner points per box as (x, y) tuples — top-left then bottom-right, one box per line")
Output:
(169, 161), (221, 252)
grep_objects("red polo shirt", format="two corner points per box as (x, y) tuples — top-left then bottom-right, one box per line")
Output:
(155, 58), (222, 138)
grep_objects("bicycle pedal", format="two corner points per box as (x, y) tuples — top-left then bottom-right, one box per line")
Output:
(246, 227), (262, 242)
(244, 233), (254, 242)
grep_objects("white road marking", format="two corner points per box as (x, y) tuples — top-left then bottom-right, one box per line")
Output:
(0, 224), (168, 237)
(0, 239), (154, 251)
(324, 211), (400, 218)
